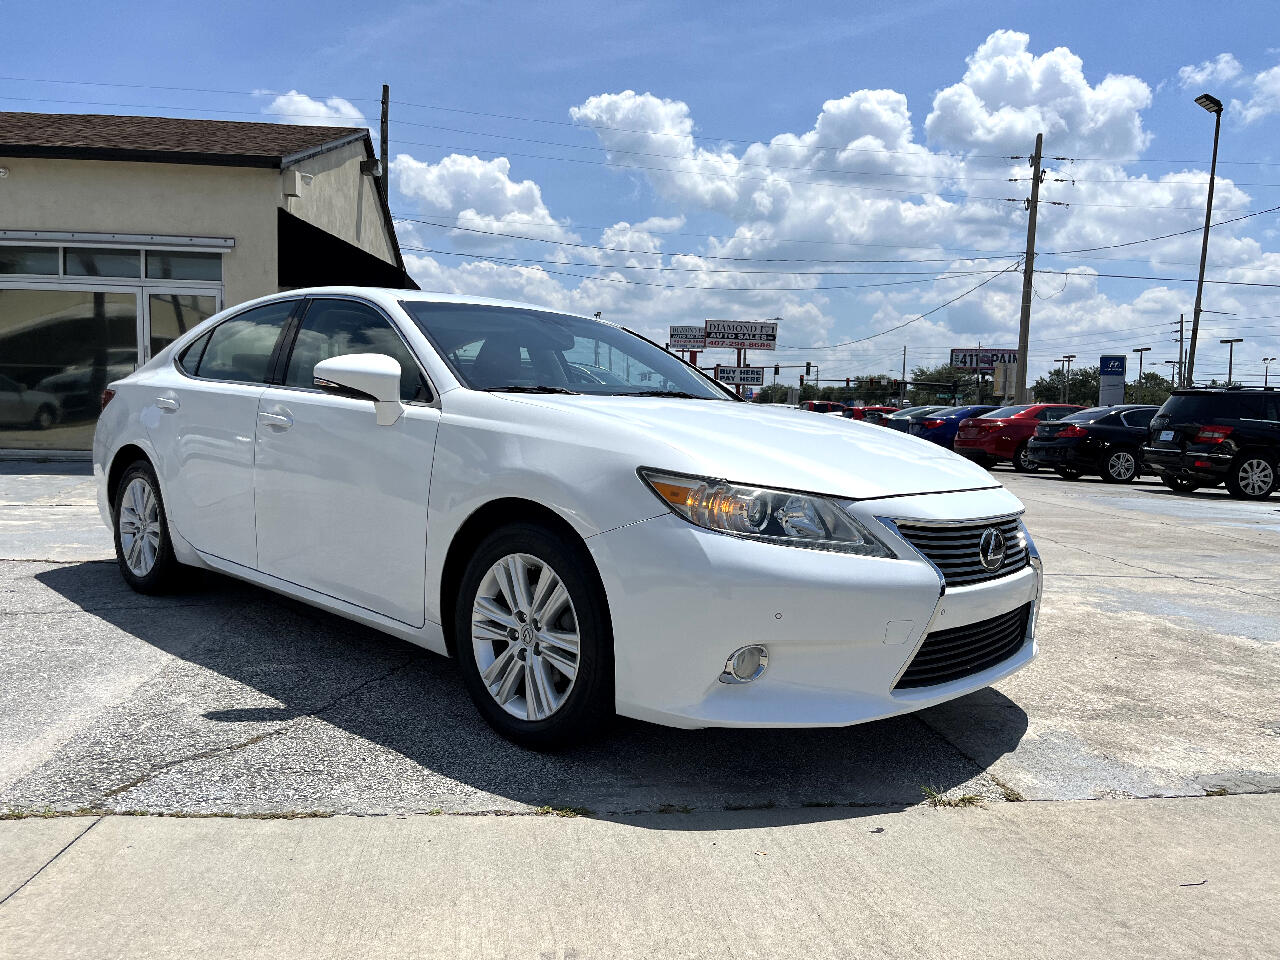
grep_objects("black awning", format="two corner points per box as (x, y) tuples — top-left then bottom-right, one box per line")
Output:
(277, 209), (418, 290)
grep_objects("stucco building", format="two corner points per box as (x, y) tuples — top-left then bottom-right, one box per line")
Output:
(0, 112), (413, 453)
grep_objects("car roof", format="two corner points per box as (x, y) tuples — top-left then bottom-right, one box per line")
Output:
(272, 286), (601, 323)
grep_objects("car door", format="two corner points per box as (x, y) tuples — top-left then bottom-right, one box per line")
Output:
(146, 298), (299, 568)
(253, 297), (440, 626)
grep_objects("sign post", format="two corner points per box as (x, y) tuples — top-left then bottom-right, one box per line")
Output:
(1098, 355), (1126, 406)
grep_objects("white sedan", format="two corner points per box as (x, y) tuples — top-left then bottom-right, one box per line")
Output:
(94, 288), (1042, 748)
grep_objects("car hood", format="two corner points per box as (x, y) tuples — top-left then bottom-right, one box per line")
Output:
(488, 394), (1000, 501)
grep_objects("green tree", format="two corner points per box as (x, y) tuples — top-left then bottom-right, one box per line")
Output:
(1128, 371), (1173, 405)
(907, 364), (974, 406)
(1030, 365), (1100, 405)
(752, 383), (789, 404)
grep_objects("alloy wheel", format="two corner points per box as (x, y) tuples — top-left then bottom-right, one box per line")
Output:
(118, 477), (162, 577)
(1239, 458), (1275, 497)
(1108, 451), (1136, 481)
(471, 553), (580, 722)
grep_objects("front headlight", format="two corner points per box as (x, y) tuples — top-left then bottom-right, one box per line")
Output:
(639, 469), (894, 557)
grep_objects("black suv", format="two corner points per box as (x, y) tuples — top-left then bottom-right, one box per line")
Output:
(1143, 388), (1280, 499)
(1028, 404), (1161, 483)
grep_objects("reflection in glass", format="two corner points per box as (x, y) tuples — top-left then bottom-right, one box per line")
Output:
(146, 251), (222, 282)
(0, 289), (138, 450)
(64, 247), (141, 278)
(149, 294), (218, 357)
(0, 246), (58, 275)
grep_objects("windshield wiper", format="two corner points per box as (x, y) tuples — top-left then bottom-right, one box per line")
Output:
(621, 390), (714, 399)
(483, 385), (579, 394)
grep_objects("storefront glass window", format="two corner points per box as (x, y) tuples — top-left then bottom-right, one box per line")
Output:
(149, 294), (219, 356)
(145, 251), (222, 282)
(64, 248), (142, 278)
(0, 289), (138, 451)
(0, 246), (59, 275)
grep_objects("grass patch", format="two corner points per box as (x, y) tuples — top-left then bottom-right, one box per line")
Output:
(534, 805), (590, 818)
(1203, 787), (1229, 797)
(656, 803), (693, 815)
(922, 786), (984, 809)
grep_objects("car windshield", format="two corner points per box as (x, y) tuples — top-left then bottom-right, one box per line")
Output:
(926, 407), (965, 417)
(401, 302), (731, 399)
(983, 405), (1031, 418)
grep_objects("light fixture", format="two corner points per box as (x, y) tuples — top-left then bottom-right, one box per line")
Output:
(1195, 93), (1224, 114)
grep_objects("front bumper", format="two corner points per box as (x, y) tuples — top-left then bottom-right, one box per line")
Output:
(587, 498), (1041, 729)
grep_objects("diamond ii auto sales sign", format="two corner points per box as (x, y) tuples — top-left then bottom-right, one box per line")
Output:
(705, 319), (778, 350)
(668, 325), (706, 350)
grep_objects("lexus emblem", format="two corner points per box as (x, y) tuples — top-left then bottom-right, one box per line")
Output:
(978, 528), (1006, 571)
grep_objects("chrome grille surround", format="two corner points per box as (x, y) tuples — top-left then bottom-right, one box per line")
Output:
(888, 515), (1028, 587)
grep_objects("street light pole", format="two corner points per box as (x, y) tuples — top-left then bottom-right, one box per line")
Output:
(1187, 93), (1224, 386)
(1265, 357), (1277, 388)
(1220, 338), (1243, 384)
(1132, 346), (1151, 400)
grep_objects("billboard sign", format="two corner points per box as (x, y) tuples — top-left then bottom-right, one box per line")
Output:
(1099, 355), (1126, 406)
(950, 347), (1018, 373)
(714, 365), (766, 386)
(705, 319), (778, 350)
(668, 325), (706, 350)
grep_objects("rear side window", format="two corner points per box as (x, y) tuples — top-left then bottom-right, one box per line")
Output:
(1122, 408), (1156, 428)
(1159, 393), (1265, 421)
(195, 301), (295, 383)
(284, 299), (430, 403)
(1038, 406), (1073, 421)
(1063, 407), (1108, 422)
(177, 331), (212, 374)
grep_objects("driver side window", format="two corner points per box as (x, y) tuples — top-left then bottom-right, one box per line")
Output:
(284, 299), (430, 403)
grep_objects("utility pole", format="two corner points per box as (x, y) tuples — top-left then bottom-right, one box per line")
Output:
(1014, 132), (1044, 404)
(1187, 94), (1224, 386)
(379, 84), (390, 206)
(901, 345), (907, 405)
(1177, 314), (1185, 387)
(1132, 347), (1151, 400)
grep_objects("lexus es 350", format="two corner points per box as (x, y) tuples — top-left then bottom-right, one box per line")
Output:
(94, 288), (1043, 748)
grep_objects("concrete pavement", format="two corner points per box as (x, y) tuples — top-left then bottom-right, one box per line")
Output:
(2, 796), (1277, 959)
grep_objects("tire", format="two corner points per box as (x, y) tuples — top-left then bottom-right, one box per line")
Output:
(32, 405), (56, 430)
(1054, 467), (1082, 481)
(112, 460), (182, 594)
(1012, 441), (1038, 473)
(1159, 475), (1201, 494)
(1101, 448), (1139, 484)
(453, 523), (614, 749)
(1225, 454), (1278, 501)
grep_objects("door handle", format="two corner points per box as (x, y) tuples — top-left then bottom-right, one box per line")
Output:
(155, 397), (180, 412)
(257, 410), (294, 430)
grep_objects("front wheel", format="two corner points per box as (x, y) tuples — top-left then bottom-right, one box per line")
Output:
(1102, 449), (1139, 484)
(1225, 454), (1277, 500)
(1012, 441), (1038, 473)
(454, 524), (614, 749)
(112, 460), (182, 593)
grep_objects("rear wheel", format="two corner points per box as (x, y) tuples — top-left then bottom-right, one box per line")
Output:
(1012, 441), (1038, 473)
(32, 405), (56, 430)
(112, 461), (182, 594)
(1102, 449), (1139, 484)
(454, 523), (614, 749)
(1054, 467), (1082, 481)
(1225, 454), (1277, 500)
(1159, 475), (1201, 494)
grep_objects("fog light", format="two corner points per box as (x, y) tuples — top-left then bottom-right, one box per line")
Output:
(720, 645), (769, 684)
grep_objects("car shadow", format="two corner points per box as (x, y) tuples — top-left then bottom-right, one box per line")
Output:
(33, 561), (1030, 828)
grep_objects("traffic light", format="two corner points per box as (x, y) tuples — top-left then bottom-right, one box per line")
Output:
(845, 377), (850, 387)
(799, 375), (805, 386)
(805, 362), (812, 376)
(774, 365), (780, 376)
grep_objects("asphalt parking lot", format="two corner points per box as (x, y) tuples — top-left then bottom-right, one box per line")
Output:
(2, 462), (1278, 816)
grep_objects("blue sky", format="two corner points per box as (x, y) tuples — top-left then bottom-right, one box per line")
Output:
(4, 0), (1279, 384)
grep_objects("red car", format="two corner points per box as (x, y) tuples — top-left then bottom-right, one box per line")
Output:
(954, 403), (1084, 471)
(840, 405), (899, 422)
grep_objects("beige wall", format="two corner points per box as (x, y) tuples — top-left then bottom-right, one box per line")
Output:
(284, 140), (397, 264)
(0, 147), (401, 308)
(0, 156), (279, 307)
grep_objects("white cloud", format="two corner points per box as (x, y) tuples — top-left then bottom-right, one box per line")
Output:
(1177, 53), (1243, 89)
(262, 90), (366, 126)
(379, 31), (1279, 381)
(1231, 64), (1280, 124)
(391, 153), (574, 249)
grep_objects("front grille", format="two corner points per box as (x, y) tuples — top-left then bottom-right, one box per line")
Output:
(895, 603), (1032, 689)
(893, 517), (1028, 586)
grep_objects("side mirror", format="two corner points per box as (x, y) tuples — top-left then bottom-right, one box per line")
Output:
(313, 353), (404, 426)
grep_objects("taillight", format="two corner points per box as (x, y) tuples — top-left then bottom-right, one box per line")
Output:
(921, 419), (945, 429)
(1194, 425), (1233, 443)
(100, 389), (116, 411)
(1058, 424), (1088, 438)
